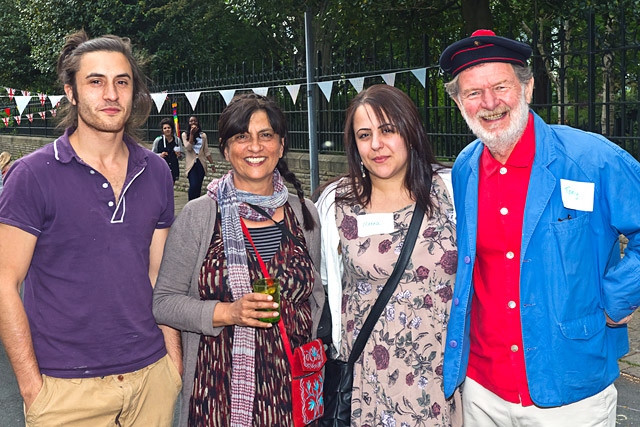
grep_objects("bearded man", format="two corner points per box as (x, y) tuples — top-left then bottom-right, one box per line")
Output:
(440, 29), (640, 427)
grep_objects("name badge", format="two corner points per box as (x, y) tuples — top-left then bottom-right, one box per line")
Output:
(357, 213), (395, 237)
(560, 179), (594, 212)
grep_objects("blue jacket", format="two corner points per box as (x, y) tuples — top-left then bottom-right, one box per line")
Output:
(444, 111), (640, 406)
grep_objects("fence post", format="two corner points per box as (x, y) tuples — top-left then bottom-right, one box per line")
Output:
(587, 8), (596, 131)
(305, 7), (319, 192)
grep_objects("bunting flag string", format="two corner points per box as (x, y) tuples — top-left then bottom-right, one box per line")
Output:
(48, 95), (64, 108)
(252, 87), (269, 97)
(2, 117), (9, 127)
(0, 66), (432, 123)
(151, 92), (167, 113)
(286, 84), (301, 104)
(184, 91), (201, 110)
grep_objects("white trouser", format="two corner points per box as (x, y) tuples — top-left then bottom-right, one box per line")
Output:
(462, 377), (617, 427)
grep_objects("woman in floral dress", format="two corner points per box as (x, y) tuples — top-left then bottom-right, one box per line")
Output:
(316, 84), (463, 427)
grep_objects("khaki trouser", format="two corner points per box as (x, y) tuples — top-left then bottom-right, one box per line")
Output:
(25, 354), (181, 427)
(462, 376), (617, 427)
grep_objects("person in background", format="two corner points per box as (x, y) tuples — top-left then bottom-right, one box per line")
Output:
(182, 115), (215, 200)
(316, 84), (462, 426)
(439, 29), (640, 427)
(0, 30), (181, 426)
(0, 151), (11, 195)
(153, 93), (325, 427)
(153, 117), (182, 183)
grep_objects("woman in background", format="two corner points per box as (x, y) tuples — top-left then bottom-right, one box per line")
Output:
(152, 117), (182, 182)
(154, 94), (325, 427)
(316, 84), (462, 426)
(182, 115), (215, 200)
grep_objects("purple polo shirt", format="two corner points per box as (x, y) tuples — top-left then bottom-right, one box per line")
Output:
(0, 128), (174, 378)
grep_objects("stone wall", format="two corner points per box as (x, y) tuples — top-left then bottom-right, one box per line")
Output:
(0, 134), (348, 196)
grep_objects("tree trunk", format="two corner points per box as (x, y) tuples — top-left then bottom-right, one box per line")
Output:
(461, 0), (493, 36)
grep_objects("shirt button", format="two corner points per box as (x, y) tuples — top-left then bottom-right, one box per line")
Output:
(500, 207), (509, 215)
(464, 256), (471, 264)
(454, 298), (459, 306)
(449, 340), (458, 348)
(511, 345), (519, 352)
(508, 301), (516, 309)
(90, 170), (96, 175)
(102, 183), (109, 189)
(108, 201), (114, 207)
(506, 251), (515, 259)
(500, 167), (507, 175)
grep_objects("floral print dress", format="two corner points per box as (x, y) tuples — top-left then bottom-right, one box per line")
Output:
(336, 173), (463, 427)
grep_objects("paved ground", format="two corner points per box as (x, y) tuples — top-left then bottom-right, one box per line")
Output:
(1, 189), (640, 426)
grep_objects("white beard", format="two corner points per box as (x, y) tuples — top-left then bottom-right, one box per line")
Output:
(461, 87), (530, 160)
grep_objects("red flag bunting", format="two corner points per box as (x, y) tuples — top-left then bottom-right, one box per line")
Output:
(2, 117), (9, 127)
(14, 116), (21, 125)
(38, 93), (46, 106)
(27, 113), (33, 123)
(50, 109), (57, 117)
(3, 107), (10, 116)
(39, 111), (46, 120)
(22, 90), (30, 96)
(5, 88), (14, 101)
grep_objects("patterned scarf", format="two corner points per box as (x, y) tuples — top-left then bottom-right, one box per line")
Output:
(206, 169), (289, 427)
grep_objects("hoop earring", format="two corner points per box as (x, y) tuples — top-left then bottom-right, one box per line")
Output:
(360, 161), (366, 178)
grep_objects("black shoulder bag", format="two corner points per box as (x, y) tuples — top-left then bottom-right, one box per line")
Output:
(320, 204), (425, 427)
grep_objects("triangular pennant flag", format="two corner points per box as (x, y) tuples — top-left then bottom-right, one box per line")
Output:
(4, 108), (10, 116)
(317, 81), (334, 102)
(349, 77), (365, 93)
(151, 92), (167, 113)
(2, 117), (9, 127)
(50, 109), (57, 118)
(184, 91), (202, 110)
(5, 88), (14, 101)
(48, 95), (64, 108)
(27, 113), (33, 123)
(14, 116), (21, 125)
(252, 87), (269, 97)
(22, 90), (30, 96)
(15, 96), (31, 115)
(411, 68), (427, 88)
(39, 111), (46, 120)
(38, 93), (47, 106)
(381, 73), (396, 87)
(219, 89), (236, 106)
(286, 84), (301, 104)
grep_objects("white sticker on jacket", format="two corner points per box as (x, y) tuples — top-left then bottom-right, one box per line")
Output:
(560, 179), (594, 212)
(357, 213), (395, 237)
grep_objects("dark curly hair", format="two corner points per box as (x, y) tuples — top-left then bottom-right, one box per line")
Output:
(218, 93), (316, 230)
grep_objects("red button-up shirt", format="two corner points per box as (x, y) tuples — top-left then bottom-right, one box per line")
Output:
(467, 113), (535, 406)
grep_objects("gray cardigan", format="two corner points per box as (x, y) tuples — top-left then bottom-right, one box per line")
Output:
(153, 194), (324, 426)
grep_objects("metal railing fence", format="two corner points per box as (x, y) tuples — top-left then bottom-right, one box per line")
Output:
(2, 7), (640, 160)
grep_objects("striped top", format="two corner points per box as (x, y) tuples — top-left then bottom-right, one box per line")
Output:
(244, 222), (283, 260)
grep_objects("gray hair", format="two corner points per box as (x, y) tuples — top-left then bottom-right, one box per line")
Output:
(444, 64), (534, 101)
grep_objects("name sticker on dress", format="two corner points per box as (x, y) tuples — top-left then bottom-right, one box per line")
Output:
(560, 179), (594, 212)
(357, 213), (395, 237)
